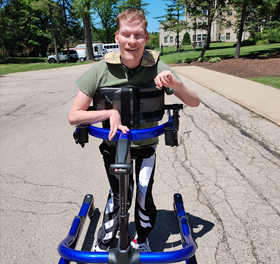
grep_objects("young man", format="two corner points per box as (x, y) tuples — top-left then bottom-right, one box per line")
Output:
(68, 8), (200, 252)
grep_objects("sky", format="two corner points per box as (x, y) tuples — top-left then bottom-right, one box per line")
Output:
(145, 0), (172, 33)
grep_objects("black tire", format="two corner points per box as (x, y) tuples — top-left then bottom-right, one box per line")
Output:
(48, 58), (56, 63)
(80, 57), (85, 62)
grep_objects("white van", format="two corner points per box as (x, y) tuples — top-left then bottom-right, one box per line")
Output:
(102, 43), (119, 53)
(75, 43), (104, 60)
(74, 48), (87, 62)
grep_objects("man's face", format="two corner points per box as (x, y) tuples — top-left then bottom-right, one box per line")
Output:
(115, 18), (149, 69)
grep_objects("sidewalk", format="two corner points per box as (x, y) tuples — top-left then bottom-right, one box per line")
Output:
(172, 66), (280, 126)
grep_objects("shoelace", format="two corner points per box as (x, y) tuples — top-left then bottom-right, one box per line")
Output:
(138, 241), (151, 252)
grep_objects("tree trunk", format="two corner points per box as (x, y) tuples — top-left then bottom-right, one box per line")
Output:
(49, 2), (60, 64)
(234, 3), (246, 59)
(84, 2), (94, 61)
(199, 10), (213, 58)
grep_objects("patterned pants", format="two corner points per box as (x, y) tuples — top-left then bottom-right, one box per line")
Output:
(97, 142), (157, 250)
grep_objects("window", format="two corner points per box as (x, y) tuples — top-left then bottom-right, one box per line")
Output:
(170, 36), (173, 43)
(226, 33), (231, 40)
(203, 22), (207, 27)
(175, 36), (179, 43)
(193, 35), (196, 41)
(164, 37), (168, 43)
(203, 10), (208, 15)
(227, 21), (231, 28)
(228, 9), (232, 16)
(198, 34), (202, 41)
(202, 34), (206, 40)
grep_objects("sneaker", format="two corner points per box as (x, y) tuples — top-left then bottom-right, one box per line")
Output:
(93, 238), (109, 252)
(131, 234), (151, 252)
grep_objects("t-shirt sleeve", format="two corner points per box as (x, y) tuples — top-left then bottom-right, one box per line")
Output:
(76, 62), (102, 98)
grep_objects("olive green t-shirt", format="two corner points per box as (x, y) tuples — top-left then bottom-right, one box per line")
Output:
(76, 49), (182, 148)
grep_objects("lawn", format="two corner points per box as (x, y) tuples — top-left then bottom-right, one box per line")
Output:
(159, 43), (280, 64)
(248, 77), (280, 90)
(0, 56), (95, 75)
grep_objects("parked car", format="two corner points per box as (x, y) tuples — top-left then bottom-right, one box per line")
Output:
(47, 50), (79, 63)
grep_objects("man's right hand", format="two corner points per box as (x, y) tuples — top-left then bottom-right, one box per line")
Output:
(108, 109), (129, 141)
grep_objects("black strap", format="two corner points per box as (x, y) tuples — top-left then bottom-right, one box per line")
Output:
(132, 88), (140, 124)
(139, 89), (164, 99)
(121, 88), (131, 126)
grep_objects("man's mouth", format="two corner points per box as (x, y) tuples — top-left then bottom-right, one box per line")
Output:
(126, 48), (138, 51)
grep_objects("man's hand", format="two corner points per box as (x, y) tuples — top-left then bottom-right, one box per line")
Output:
(108, 109), (129, 141)
(154, 70), (180, 89)
(154, 70), (201, 107)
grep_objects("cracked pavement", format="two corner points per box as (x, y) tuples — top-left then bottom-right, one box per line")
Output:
(1, 65), (279, 264)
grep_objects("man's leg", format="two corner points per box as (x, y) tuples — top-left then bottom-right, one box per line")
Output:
(134, 149), (157, 244)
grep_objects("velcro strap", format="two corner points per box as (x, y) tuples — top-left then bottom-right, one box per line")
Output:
(121, 88), (131, 126)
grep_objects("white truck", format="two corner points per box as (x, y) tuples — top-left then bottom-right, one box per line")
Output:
(75, 43), (104, 61)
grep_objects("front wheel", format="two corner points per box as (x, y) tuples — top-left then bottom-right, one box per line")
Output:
(48, 58), (56, 63)
(187, 255), (197, 264)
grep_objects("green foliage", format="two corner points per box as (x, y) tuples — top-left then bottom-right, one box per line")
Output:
(117, 0), (150, 14)
(208, 57), (221, 63)
(178, 57), (193, 63)
(198, 56), (209, 62)
(182, 32), (191, 44)
(146, 32), (159, 48)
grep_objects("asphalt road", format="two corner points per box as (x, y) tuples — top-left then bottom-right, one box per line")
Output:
(1, 64), (279, 264)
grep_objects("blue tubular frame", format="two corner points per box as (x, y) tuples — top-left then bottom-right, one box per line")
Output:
(58, 192), (196, 263)
(87, 120), (173, 142)
(58, 105), (196, 263)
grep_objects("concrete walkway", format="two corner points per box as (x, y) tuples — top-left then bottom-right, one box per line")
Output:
(172, 66), (280, 126)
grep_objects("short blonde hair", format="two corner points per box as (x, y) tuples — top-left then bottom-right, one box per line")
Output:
(116, 8), (148, 31)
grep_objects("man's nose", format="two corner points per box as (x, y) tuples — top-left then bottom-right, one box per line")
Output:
(128, 35), (136, 43)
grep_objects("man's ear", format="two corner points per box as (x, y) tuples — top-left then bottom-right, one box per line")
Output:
(145, 31), (149, 44)
(115, 31), (119, 43)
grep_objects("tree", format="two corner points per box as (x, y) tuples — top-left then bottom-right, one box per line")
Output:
(91, 0), (119, 43)
(233, 0), (279, 58)
(73, 0), (94, 60)
(182, 31), (191, 44)
(146, 32), (159, 48)
(0, 0), (52, 56)
(157, 0), (186, 52)
(183, 0), (227, 58)
(233, 0), (262, 59)
(117, 0), (149, 13)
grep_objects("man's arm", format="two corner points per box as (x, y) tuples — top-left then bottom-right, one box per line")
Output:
(68, 91), (129, 140)
(154, 70), (200, 107)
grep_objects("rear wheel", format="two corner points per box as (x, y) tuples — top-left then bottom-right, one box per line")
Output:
(80, 57), (85, 62)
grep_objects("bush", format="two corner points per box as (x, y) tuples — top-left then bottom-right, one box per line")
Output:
(198, 56), (209, 62)
(182, 32), (191, 44)
(176, 58), (193, 64)
(209, 57), (221, 63)
(241, 38), (256, 46)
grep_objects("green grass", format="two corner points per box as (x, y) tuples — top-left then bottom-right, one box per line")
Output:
(0, 57), (95, 75)
(248, 77), (280, 89)
(159, 43), (280, 64)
